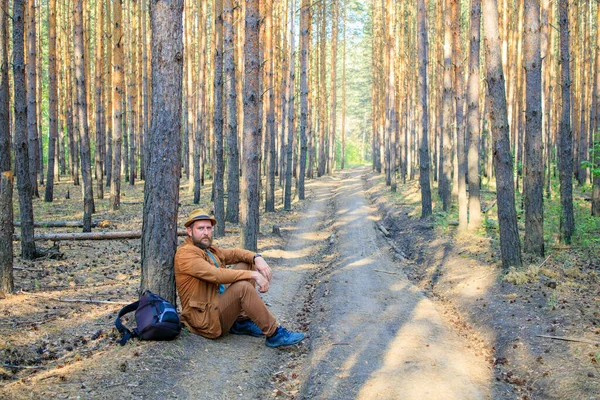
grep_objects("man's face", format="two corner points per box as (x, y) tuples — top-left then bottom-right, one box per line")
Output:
(187, 219), (214, 249)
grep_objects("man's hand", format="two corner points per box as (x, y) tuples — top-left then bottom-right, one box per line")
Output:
(254, 256), (273, 282)
(251, 271), (270, 293)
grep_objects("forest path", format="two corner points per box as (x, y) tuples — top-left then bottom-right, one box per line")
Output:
(296, 167), (491, 399)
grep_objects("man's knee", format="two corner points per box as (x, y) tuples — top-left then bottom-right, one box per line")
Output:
(231, 262), (252, 271)
(228, 280), (254, 296)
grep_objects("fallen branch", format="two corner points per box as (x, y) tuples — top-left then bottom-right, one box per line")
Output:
(376, 223), (390, 237)
(332, 342), (351, 346)
(2, 364), (45, 369)
(13, 266), (45, 272)
(51, 298), (131, 305)
(483, 199), (498, 214)
(13, 229), (188, 241)
(14, 220), (100, 228)
(374, 269), (399, 275)
(537, 334), (600, 346)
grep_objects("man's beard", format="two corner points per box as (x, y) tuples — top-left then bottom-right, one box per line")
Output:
(192, 234), (212, 249)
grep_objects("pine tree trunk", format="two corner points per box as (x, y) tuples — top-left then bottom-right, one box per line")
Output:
(140, 0), (184, 305)
(557, 0), (574, 243)
(317, 0), (326, 177)
(194, 0), (207, 205)
(440, 0), (453, 212)
(105, 0), (113, 188)
(417, 0), (432, 218)
(111, 0), (124, 211)
(241, 0), (261, 251)
(0, 0), (13, 294)
(128, 0), (138, 186)
(327, 0), (338, 175)
(224, 0), (239, 223)
(264, 0), (276, 211)
(523, 0), (544, 256)
(482, 0), (522, 268)
(213, 0), (226, 236)
(74, 0), (95, 232)
(284, 0), (296, 211)
(93, 0), (104, 199)
(593, 0), (600, 216)
(13, 0), (37, 259)
(27, 0), (39, 198)
(45, 0), (59, 202)
(298, 0), (310, 200)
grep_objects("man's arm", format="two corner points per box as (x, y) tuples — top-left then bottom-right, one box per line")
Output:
(175, 247), (254, 284)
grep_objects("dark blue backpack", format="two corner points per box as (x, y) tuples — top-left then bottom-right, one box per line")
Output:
(115, 290), (181, 345)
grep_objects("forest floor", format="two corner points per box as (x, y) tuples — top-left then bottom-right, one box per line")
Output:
(0, 167), (599, 399)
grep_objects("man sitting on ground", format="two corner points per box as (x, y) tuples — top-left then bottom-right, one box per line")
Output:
(174, 209), (306, 348)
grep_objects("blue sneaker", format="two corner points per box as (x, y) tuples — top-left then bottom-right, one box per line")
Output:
(230, 319), (264, 337)
(265, 326), (306, 348)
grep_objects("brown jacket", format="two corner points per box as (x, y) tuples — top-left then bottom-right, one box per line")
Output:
(174, 237), (255, 338)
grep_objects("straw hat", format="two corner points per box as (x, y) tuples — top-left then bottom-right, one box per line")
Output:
(184, 209), (217, 227)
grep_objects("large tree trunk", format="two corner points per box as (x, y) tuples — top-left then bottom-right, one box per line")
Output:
(224, 0), (239, 223)
(13, 0), (38, 259)
(213, 0), (225, 236)
(440, 0), (453, 212)
(557, 0), (574, 243)
(140, 0), (184, 304)
(417, 0), (432, 218)
(45, 0), (59, 202)
(523, 0), (544, 256)
(27, 0), (39, 198)
(0, 0), (13, 294)
(284, 0), (296, 211)
(74, 0), (95, 232)
(482, 0), (522, 268)
(467, 0), (482, 230)
(241, 0), (261, 251)
(593, 0), (600, 216)
(111, 0), (124, 211)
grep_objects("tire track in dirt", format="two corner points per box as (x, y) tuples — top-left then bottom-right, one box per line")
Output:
(297, 167), (491, 400)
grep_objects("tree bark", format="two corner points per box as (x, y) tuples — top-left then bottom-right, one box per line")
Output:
(13, 0), (38, 259)
(467, 0), (482, 230)
(213, 0), (226, 236)
(557, 0), (574, 243)
(224, 0), (239, 223)
(298, 0), (310, 199)
(194, 0), (207, 205)
(593, 0), (600, 216)
(327, 0), (338, 175)
(140, 0), (184, 304)
(241, 0), (262, 251)
(284, 0), (296, 211)
(74, 0), (95, 232)
(317, 0), (327, 177)
(45, 0), (59, 202)
(128, 0), (138, 186)
(482, 0), (522, 268)
(440, 0), (453, 211)
(94, 0), (104, 199)
(27, 0), (39, 198)
(264, 0), (276, 211)
(111, 0), (124, 211)
(417, 0), (432, 218)
(523, 0), (544, 256)
(0, 0), (13, 294)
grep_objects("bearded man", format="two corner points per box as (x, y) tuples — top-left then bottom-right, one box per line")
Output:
(174, 209), (306, 348)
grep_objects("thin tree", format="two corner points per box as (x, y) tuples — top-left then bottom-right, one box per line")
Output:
(27, 0), (39, 198)
(193, 0), (208, 205)
(0, 0), (13, 294)
(340, 2), (346, 171)
(224, 0), (239, 223)
(327, 0), (338, 174)
(128, 0), (138, 186)
(298, 0), (310, 199)
(140, 0), (184, 304)
(13, 0), (38, 259)
(592, 0), (600, 216)
(482, 0), (522, 268)
(523, 0), (544, 256)
(94, 0), (104, 199)
(317, 0), (327, 177)
(440, 0), (453, 211)
(74, 0), (95, 232)
(284, 0), (296, 211)
(111, 0), (124, 211)
(241, 0), (261, 251)
(45, 0), (59, 202)
(557, 0), (574, 243)
(213, 0), (226, 236)
(264, 0), (276, 211)
(417, 0), (432, 218)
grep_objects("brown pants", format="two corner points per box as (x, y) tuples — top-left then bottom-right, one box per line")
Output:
(217, 263), (278, 337)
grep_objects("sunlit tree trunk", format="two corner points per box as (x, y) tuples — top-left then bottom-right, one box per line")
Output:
(298, 0), (310, 199)
(45, 0), (59, 202)
(194, 0), (207, 205)
(439, 0), (453, 211)
(327, 0), (338, 174)
(111, 0), (124, 211)
(317, 0), (326, 177)
(592, 0), (600, 216)
(93, 0), (104, 199)
(213, 0), (226, 236)
(557, 0), (574, 243)
(0, 0), (13, 294)
(264, 0), (276, 211)
(284, 0), (296, 210)
(482, 0), (522, 268)
(417, 0), (432, 218)
(241, 0), (261, 251)
(340, 4), (346, 171)
(13, 0), (38, 259)
(523, 0), (544, 256)
(128, 0), (138, 186)
(467, 0), (481, 230)
(140, 0), (184, 304)
(27, 0), (39, 197)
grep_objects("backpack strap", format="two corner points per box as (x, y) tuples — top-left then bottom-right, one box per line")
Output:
(115, 300), (140, 345)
